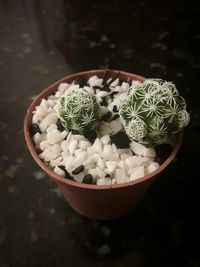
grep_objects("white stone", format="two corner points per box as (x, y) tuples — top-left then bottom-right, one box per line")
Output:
(83, 86), (94, 95)
(130, 166), (145, 181)
(117, 160), (125, 169)
(112, 178), (117, 184)
(40, 140), (49, 151)
(147, 162), (159, 174)
(55, 91), (62, 98)
(87, 146), (95, 155)
(88, 75), (103, 87)
(88, 169), (98, 179)
(72, 151), (87, 167)
(125, 156), (140, 169)
(97, 91), (109, 98)
(92, 153), (101, 162)
(46, 124), (57, 133)
(64, 155), (74, 171)
(110, 78), (119, 87)
(32, 114), (39, 123)
(54, 166), (65, 177)
(60, 130), (68, 139)
(130, 140), (156, 158)
(74, 148), (84, 156)
(120, 153), (131, 161)
(115, 169), (129, 184)
(95, 167), (105, 179)
(101, 134), (110, 145)
(110, 119), (123, 133)
(68, 140), (78, 155)
(47, 99), (56, 107)
(92, 138), (103, 154)
(47, 129), (62, 144)
(58, 83), (70, 92)
(40, 113), (58, 132)
(33, 133), (42, 145)
(97, 158), (105, 170)
(61, 140), (69, 151)
(35, 106), (48, 118)
(106, 161), (117, 173)
(97, 178), (111, 185)
(50, 156), (62, 167)
(74, 134), (85, 141)
(40, 99), (49, 109)
(79, 140), (91, 150)
(48, 144), (61, 157)
(121, 82), (130, 91)
(83, 156), (95, 167)
(73, 172), (84, 183)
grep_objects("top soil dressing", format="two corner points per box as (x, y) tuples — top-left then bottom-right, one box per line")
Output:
(31, 75), (160, 185)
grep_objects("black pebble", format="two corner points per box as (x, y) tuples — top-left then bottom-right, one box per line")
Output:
(107, 76), (117, 86)
(111, 114), (120, 121)
(101, 111), (112, 122)
(83, 129), (97, 144)
(72, 165), (84, 175)
(105, 174), (111, 178)
(101, 84), (111, 92)
(113, 105), (118, 112)
(82, 174), (93, 184)
(58, 165), (74, 180)
(74, 76), (86, 87)
(56, 119), (65, 132)
(30, 123), (41, 135)
(110, 131), (131, 149)
(100, 97), (108, 107)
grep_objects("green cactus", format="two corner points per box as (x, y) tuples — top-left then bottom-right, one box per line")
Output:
(119, 79), (190, 146)
(58, 89), (100, 133)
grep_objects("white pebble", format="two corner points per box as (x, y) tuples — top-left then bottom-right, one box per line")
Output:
(88, 75), (103, 87)
(61, 140), (69, 151)
(110, 118), (123, 133)
(101, 134), (110, 145)
(74, 134), (85, 141)
(32, 114), (39, 123)
(147, 162), (159, 174)
(121, 82), (130, 91)
(33, 133), (42, 145)
(83, 156), (95, 167)
(97, 158), (105, 170)
(79, 140), (91, 150)
(97, 91), (109, 98)
(115, 169), (129, 184)
(46, 124), (57, 133)
(130, 166), (145, 181)
(73, 172), (84, 183)
(58, 83), (70, 92)
(47, 129), (62, 144)
(110, 78), (119, 87)
(92, 138), (103, 154)
(68, 140), (78, 155)
(54, 166), (65, 177)
(100, 122), (113, 135)
(95, 167), (105, 179)
(73, 151), (87, 167)
(120, 153), (130, 161)
(97, 178), (111, 185)
(40, 140), (49, 151)
(50, 156), (62, 167)
(74, 148), (84, 156)
(40, 113), (58, 132)
(126, 156), (140, 169)
(64, 155), (74, 171)
(60, 130), (68, 139)
(100, 106), (109, 117)
(106, 161), (117, 173)
(83, 86), (94, 95)
(87, 146), (95, 155)
(130, 141), (156, 158)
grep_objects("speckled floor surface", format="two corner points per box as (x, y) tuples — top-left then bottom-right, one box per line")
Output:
(0, 0), (200, 266)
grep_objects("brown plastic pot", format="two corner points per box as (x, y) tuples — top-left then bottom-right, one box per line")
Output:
(24, 69), (183, 220)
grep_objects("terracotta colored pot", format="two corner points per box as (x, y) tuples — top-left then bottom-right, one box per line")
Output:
(24, 69), (183, 220)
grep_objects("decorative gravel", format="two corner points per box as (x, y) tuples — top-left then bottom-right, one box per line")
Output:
(31, 75), (159, 185)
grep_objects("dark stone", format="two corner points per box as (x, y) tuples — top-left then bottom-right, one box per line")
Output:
(30, 123), (41, 135)
(58, 165), (74, 179)
(82, 174), (93, 184)
(110, 131), (131, 148)
(56, 118), (66, 132)
(100, 97), (108, 107)
(101, 84), (111, 92)
(83, 128), (97, 144)
(74, 76), (86, 87)
(113, 105), (118, 112)
(72, 165), (84, 175)
(105, 174), (111, 178)
(101, 111), (112, 122)
(111, 114), (120, 121)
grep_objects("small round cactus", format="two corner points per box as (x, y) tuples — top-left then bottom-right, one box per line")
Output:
(119, 79), (190, 146)
(58, 89), (100, 133)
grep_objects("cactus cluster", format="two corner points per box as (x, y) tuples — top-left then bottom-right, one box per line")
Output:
(119, 79), (190, 146)
(58, 89), (100, 134)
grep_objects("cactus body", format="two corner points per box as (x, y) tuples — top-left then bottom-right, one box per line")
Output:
(58, 89), (100, 133)
(119, 79), (190, 146)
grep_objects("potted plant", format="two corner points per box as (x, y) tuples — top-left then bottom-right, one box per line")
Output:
(24, 69), (189, 220)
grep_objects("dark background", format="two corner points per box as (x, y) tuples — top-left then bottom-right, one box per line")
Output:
(0, 0), (200, 266)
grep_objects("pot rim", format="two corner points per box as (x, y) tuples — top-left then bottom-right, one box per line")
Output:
(24, 69), (183, 190)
